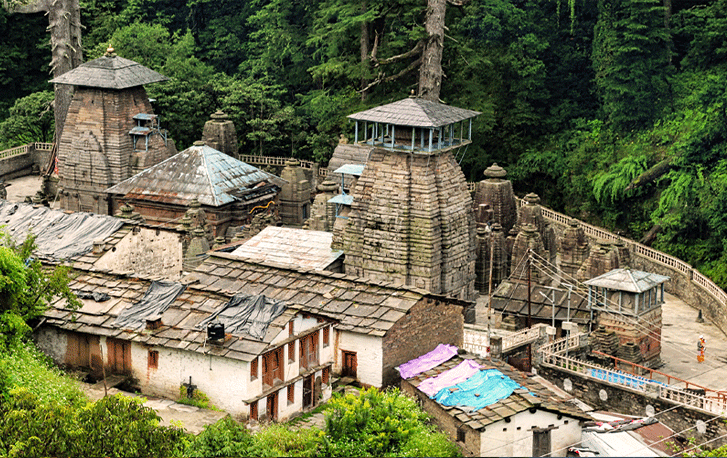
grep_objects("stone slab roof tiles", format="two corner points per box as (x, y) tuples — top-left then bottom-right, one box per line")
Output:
(347, 97), (481, 128)
(491, 280), (592, 324)
(230, 226), (343, 271)
(106, 143), (287, 207)
(50, 55), (168, 89)
(405, 353), (592, 429)
(584, 268), (670, 293)
(187, 252), (465, 335)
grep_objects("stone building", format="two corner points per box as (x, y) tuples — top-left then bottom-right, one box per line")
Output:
(340, 97), (480, 300)
(106, 142), (286, 239)
(473, 163), (518, 234)
(51, 48), (176, 214)
(278, 159), (312, 226)
(585, 268), (669, 367)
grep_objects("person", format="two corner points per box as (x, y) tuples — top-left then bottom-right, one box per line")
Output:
(697, 335), (706, 363)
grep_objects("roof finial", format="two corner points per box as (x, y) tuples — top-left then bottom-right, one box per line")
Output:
(105, 46), (117, 57)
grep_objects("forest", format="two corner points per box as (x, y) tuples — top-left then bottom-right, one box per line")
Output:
(1, 0), (727, 287)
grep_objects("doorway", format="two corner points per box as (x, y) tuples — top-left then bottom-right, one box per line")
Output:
(266, 391), (278, 421)
(303, 375), (313, 409)
(342, 350), (357, 378)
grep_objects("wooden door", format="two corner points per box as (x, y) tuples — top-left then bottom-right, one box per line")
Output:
(342, 350), (357, 378)
(266, 392), (278, 421)
(533, 428), (551, 457)
(303, 375), (313, 408)
(106, 338), (131, 375)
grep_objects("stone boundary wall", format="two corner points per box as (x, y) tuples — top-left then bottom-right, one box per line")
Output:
(0, 142), (52, 180)
(531, 201), (727, 335)
(538, 364), (727, 450)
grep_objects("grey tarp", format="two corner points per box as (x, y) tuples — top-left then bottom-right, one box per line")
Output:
(198, 294), (286, 340)
(114, 281), (185, 331)
(0, 201), (124, 261)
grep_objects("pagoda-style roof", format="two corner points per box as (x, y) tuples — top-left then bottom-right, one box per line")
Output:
(106, 143), (287, 207)
(584, 268), (670, 293)
(347, 97), (480, 128)
(50, 54), (168, 89)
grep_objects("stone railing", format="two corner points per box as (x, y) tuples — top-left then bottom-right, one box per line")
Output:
(237, 154), (329, 177)
(463, 323), (548, 357)
(539, 340), (727, 415)
(0, 144), (31, 160)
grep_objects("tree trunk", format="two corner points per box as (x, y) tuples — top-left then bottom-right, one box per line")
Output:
(418, 0), (446, 101)
(4, 0), (83, 144)
(360, 1), (370, 100)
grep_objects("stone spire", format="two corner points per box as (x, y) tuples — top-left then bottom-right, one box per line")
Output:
(279, 159), (312, 226)
(510, 224), (547, 284)
(473, 163), (518, 234)
(577, 240), (619, 282)
(517, 193), (557, 265)
(202, 111), (238, 158)
(308, 179), (339, 232)
(475, 223), (510, 292)
(558, 218), (589, 278)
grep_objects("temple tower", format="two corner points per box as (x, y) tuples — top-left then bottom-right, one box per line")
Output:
(558, 219), (590, 278)
(341, 97), (480, 300)
(51, 48), (175, 214)
(473, 163), (518, 234)
(202, 111), (238, 158)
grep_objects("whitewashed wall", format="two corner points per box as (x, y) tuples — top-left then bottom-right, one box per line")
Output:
(95, 227), (183, 279)
(336, 331), (383, 387)
(35, 327), (67, 362)
(480, 409), (582, 457)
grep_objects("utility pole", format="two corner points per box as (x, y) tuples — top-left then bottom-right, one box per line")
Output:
(526, 250), (532, 372)
(487, 228), (494, 357)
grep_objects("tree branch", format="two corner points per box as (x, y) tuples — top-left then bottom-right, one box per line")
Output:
(371, 40), (424, 67)
(359, 56), (422, 93)
(446, 0), (471, 6)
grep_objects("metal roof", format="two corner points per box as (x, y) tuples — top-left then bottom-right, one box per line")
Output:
(347, 97), (481, 128)
(230, 227), (343, 271)
(584, 268), (670, 293)
(328, 194), (354, 205)
(106, 144), (287, 207)
(50, 55), (168, 89)
(333, 164), (365, 176)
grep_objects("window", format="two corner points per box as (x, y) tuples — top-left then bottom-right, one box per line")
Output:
(250, 401), (258, 421)
(287, 384), (295, 405)
(263, 347), (284, 386)
(148, 350), (159, 369)
(323, 326), (329, 347)
(251, 357), (258, 381)
(322, 366), (330, 385)
(299, 331), (319, 369)
(289, 321), (294, 336)
(288, 341), (295, 363)
(457, 428), (466, 443)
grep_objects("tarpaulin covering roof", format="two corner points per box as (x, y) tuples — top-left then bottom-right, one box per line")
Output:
(418, 359), (481, 397)
(106, 144), (287, 207)
(433, 368), (523, 412)
(198, 294), (286, 340)
(114, 281), (185, 331)
(347, 97), (481, 128)
(49, 54), (168, 89)
(398, 344), (458, 379)
(0, 201), (124, 261)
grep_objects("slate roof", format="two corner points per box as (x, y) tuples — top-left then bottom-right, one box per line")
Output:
(186, 252), (465, 336)
(230, 227), (343, 271)
(347, 97), (481, 128)
(49, 55), (168, 89)
(404, 353), (592, 430)
(45, 270), (303, 362)
(105, 144), (287, 207)
(584, 268), (670, 293)
(491, 280), (592, 324)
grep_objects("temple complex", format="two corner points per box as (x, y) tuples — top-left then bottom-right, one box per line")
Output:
(51, 48), (176, 214)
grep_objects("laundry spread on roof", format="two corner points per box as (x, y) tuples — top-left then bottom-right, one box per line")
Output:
(397, 344), (459, 379)
(417, 359), (481, 397)
(432, 368), (522, 412)
(197, 294), (286, 340)
(114, 281), (185, 331)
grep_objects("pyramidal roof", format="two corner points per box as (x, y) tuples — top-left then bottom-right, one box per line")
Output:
(584, 268), (670, 293)
(347, 97), (480, 128)
(50, 52), (168, 89)
(106, 143), (287, 207)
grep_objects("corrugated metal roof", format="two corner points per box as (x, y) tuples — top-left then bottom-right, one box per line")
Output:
(106, 144), (287, 207)
(328, 194), (354, 205)
(230, 227), (343, 271)
(49, 55), (168, 89)
(347, 97), (481, 128)
(584, 268), (670, 293)
(333, 164), (365, 176)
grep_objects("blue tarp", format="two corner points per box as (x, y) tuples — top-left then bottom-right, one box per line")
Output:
(433, 369), (522, 412)
(589, 369), (668, 389)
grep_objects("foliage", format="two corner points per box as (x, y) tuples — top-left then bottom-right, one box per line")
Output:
(178, 385), (218, 410)
(322, 387), (460, 457)
(0, 233), (80, 347)
(0, 91), (54, 150)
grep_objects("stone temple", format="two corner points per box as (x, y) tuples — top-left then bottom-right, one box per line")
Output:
(338, 97), (480, 300)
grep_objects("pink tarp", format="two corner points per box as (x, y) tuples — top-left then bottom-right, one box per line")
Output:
(398, 344), (459, 379)
(418, 359), (482, 397)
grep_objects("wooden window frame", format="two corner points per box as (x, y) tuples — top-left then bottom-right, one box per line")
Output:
(251, 357), (258, 381)
(287, 384), (295, 405)
(263, 347), (284, 386)
(148, 350), (159, 369)
(299, 331), (319, 370)
(288, 341), (295, 363)
(322, 326), (330, 347)
(322, 366), (330, 385)
(250, 401), (258, 421)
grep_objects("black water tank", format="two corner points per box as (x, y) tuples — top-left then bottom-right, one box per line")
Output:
(208, 322), (224, 340)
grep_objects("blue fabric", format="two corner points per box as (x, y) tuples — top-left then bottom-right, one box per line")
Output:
(589, 369), (668, 388)
(433, 369), (522, 411)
